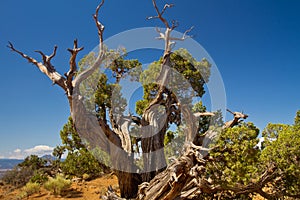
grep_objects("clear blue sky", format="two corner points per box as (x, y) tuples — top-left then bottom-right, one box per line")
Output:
(0, 0), (299, 159)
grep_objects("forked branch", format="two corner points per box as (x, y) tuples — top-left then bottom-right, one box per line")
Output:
(147, 0), (174, 29)
(65, 39), (84, 96)
(170, 26), (194, 41)
(34, 45), (58, 67)
(149, 0), (193, 53)
(73, 0), (105, 90)
(7, 42), (67, 90)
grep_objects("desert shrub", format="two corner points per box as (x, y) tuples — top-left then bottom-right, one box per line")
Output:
(17, 182), (40, 199)
(44, 174), (71, 196)
(17, 191), (28, 200)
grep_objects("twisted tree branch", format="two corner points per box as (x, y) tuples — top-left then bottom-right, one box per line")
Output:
(7, 42), (67, 90)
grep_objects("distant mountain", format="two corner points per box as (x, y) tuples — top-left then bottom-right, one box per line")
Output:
(41, 154), (56, 161)
(0, 159), (23, 170)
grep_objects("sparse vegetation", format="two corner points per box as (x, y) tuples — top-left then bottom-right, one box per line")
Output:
(17, 182), (40, 199)
(44, 174), (71, 196)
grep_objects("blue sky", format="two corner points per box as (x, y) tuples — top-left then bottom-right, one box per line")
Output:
(0, 0), (299, 159)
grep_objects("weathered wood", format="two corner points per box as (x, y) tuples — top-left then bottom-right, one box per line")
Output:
(223, 109), (248, 129)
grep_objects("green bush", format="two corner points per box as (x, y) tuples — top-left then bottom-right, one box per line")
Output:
(18, 182), (40, 199)
(17, 191), (28, 200)
(44, 174), (71, 196)
(54, 117), (107, 179)
(30, 171), (48, 184)
(61, 149), (103, 179)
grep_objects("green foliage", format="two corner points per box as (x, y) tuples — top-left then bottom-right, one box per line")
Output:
(44, 174), (71, 196)
(90, 147), (112, 169)
(208, 123), (260, 186)
(170, 48), (211, 97)
(199, 111), (300, 198)
(94, 74), (113, 120)
(135, 83), (159, 115)
(193, 101), (211, 134)
(260, 115), (300, 196)
(136, 48), (211, 115)
(107, 49), (142, 83)
(261, 123), (290, 149)
(164, 128), (185, 164)
(29, 171), (48, 184)
(18, 182), (40, 198)
(18, 155), (47, 171)
(53, 117), (105, 179)
(61, 149), (103, 179)
(136, 49), (213, 163)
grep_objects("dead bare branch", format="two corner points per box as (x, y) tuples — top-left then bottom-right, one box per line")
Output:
(73, 0), (105, 90)
(155, 27), (165, 40)
(34, 45), (58, 67)
(148, 0), (172, 28)
(65, 39), (84, 96)
(224, 109), (249, 128)
(7, 42), (38, 65)
(49, 45), (58, 60)
(7, 42), (67, 90)
(194, 112), (215, 117)
(171, 19), (179, 30)
(226, 108), (235, 115)
(93, 0), (105, 44)
(169, 26), (194, 41)
(161, 3), (174, 16)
